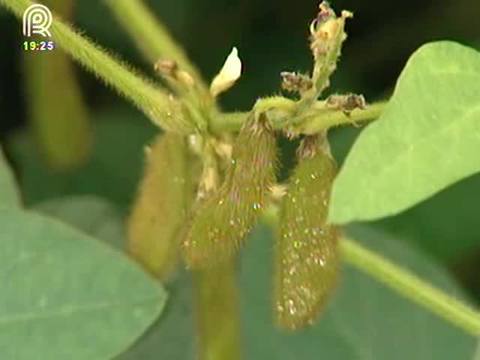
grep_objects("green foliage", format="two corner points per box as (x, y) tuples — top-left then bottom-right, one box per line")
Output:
(330, 41), (480, 224)
(0, 146), (20, 207)
(2, 0), (480, 357)
(0, 207), (165, 360)
(331, 128), (480, 263)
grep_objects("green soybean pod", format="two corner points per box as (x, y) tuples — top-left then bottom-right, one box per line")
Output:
(275, 135), (340, 330)
(183, 115), (277, 269)
(127, 133), (194, 280)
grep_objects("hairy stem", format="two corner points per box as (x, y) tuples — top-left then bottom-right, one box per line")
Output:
(104, 0), (206, 89)
(212, 101), (386, 134)
(0, 0), (194, 133)
(193, 261), (242, 360)
(298, 101), (387, 134)
(341, 237), (480, 336)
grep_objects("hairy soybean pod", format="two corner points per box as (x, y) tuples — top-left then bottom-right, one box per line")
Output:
(183, 115), (277, 269)
(127, 133), (193, 280)
(275, 135), (340, 330)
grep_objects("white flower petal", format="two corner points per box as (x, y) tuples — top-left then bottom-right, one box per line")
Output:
(210, 47), (242, 97)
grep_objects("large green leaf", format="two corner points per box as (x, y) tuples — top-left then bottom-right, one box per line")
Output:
(119, 225), (477, 359)
(30, 195), (195, 360)
(330, 125), (480, 263)
(0, 208), (165, 360)
(0, 146), (20, 207)
(329, 41), (480, 224)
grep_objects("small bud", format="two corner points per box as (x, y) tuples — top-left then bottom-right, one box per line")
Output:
(155, 59), (178, 75)
(127, 134), (195, 280)
(154, 59), (196, 87)
(210, 47), (243, 97)
(280, 72), (313, 95)
(183, 115), (277, 268)
(306, 2), (352, 99)
(326, 93), (366, 115)
(274, 135), (340, 330)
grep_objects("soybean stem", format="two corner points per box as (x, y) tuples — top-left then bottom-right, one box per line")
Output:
(212, 101), (386, 134)
(341, 237), (480, 336)
(193, 262), (242, 360)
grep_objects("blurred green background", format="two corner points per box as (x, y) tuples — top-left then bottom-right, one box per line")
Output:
(1, 0), (480, 299)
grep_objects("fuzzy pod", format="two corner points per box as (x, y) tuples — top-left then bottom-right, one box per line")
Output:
(275, 136), (340, 330)
(183, 116), (277, 269)
(127, 133), (194, 280)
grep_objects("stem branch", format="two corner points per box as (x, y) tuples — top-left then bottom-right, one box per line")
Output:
(341, 237), (480, 336)
(298, 101), (387, 134)
(211, 101), (386, 134)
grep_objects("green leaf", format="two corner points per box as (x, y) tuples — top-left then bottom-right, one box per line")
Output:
(121, 225), (477, 359)
(0, 146), (21, 207)
(331, 126), (480, 263)
(8, 108), (156, 211)
(34, 195), (126, 250)
(329, 41), (480, 224)
(0, 208), (165, 360)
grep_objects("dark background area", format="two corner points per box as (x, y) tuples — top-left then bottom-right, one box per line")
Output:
(2, 0), (479, 136)
(1, 0), (480, 299)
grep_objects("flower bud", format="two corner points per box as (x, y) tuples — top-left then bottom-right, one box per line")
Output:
(210, 47), (242, 97)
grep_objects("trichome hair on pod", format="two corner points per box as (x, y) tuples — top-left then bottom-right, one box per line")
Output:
(274, 134), (340, 330)
(127, 133), (195, 280)
(183, 114), (278, 269)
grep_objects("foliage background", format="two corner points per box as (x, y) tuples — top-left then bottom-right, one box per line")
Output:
(1, 0), (480, 355)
